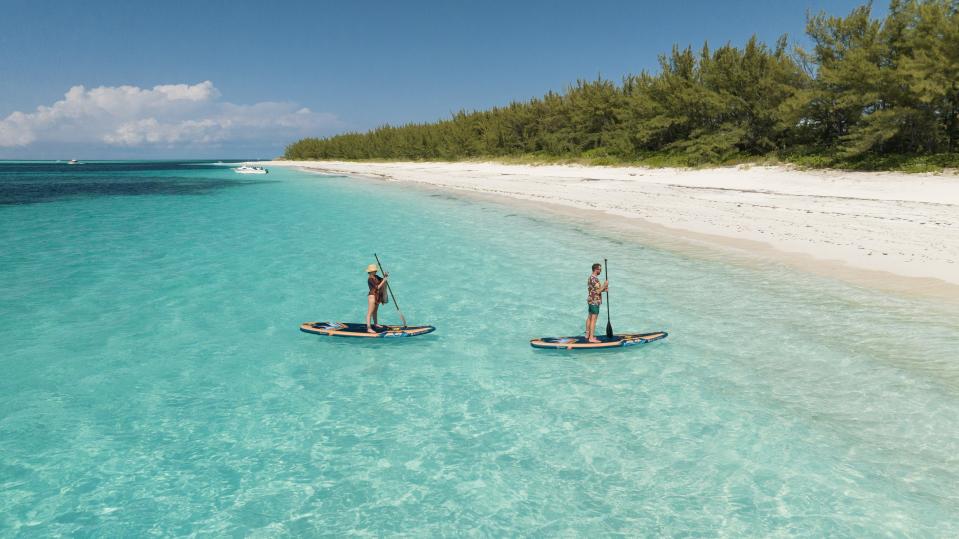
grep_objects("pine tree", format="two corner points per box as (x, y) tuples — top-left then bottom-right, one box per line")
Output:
(284, 1), (957, 169)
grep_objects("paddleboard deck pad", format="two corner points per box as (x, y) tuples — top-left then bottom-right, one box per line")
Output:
(530, 331), (667, 349)
(300, 321), (435, 338)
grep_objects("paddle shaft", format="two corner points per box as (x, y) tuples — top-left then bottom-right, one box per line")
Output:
(604, 259), (613, 338)
(374, 253), (407, 327)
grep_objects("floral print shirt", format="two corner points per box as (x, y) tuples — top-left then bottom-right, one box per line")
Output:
(588, 274), (603, 305)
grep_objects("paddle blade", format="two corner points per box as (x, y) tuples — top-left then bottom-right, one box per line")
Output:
(605, 320), (613, 339)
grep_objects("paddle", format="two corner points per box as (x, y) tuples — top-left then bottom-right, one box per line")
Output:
(604, 258), (613, 339)
(374, 253), (407, 328)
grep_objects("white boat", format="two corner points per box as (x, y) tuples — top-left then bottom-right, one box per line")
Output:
(233, 165), (268, 174)
(67, 159), (79, 165)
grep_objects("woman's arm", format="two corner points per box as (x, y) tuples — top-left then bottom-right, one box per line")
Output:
(376, 274), (389, 289)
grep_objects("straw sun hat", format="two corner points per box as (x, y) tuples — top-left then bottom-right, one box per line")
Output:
(365, 264), (379, 273)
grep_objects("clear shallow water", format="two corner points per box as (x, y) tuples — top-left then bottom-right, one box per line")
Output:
(1, 161), (958, 536)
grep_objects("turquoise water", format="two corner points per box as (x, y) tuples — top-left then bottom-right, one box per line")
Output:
(2, 161), (958, 536)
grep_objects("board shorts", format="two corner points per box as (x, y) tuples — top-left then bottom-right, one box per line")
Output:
(588, 303), (601, 315)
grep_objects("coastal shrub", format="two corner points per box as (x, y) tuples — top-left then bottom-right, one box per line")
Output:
(285, 0), (959, 171)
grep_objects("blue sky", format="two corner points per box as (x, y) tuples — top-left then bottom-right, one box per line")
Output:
(0, 0), (884, 158)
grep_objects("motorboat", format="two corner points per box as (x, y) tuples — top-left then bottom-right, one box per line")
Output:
(233, 165), (268, 174)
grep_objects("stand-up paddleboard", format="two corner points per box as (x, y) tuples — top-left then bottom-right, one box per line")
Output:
(530, 331), (667, 350)
(300, 321), (435, 338)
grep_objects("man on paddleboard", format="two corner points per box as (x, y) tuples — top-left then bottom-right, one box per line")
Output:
(586, 263), (608, 343)
(366, 264), (389, 333)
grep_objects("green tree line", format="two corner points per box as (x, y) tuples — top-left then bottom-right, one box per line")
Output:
(285, 0), (959, 169)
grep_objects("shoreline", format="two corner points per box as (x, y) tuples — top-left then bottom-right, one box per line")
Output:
(260, 160), (959, 302)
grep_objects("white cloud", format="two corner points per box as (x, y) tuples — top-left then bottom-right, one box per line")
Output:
(0, 81), (338, 150)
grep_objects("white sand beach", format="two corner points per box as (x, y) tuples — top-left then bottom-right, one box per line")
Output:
(262, 160), (959, 298)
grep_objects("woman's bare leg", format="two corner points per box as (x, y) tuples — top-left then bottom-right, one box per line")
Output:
(366, 295), (377, 332)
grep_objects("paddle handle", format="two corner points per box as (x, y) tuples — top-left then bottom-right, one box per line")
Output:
(604, 258), (613, 338)
(374, 253), (407, 327)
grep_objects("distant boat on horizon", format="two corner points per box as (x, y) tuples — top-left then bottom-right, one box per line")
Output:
(233, 165), (268, 174)
(67, 159), (79, 165)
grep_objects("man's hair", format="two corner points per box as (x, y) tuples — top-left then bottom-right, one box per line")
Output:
(592, 263), (602, 271)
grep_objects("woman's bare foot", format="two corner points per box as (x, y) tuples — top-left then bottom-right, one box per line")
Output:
(367, 327), (377, 333)
(588, 338), (601, 343)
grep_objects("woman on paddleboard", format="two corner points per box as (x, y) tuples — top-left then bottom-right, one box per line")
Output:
(366, 264), (389, 333)
(586, 262), (608, 343)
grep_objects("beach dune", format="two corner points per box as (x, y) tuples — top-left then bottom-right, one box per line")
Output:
(263, 160), (959, 298)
